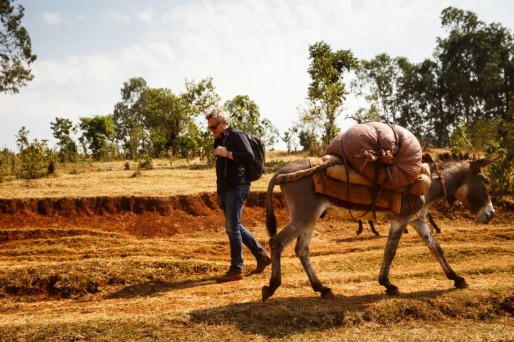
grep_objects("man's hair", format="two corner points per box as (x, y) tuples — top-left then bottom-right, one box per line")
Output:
(205, 107), (228, 124)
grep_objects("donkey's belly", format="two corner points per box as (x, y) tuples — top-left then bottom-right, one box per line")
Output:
(325, 207), (392, 221)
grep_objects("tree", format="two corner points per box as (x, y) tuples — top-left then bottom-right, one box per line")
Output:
(50, 117), (78, 162)
(397, 58), (444, 145)
(0, 0), (37, 93)
(260, 118), (279, 150)
(180, 78), (221, 160)
(15, 126), (52, 179)
(79, 115), (116, 160)
(436, 7), (514, 129)
(282, 126), (299, 154)
(112, 77), (148, 159)
(350, 104), (382, 123)
(182, 77), (221, 116)
(352, 53), (399, 123)
(0, 147), (16, 181)
(352, 54), (434, 141)
(225, 95), (263, 136)
(304, 41), (358, 147)
(224, 95), (279, 149)
(139, 87), (185, 157)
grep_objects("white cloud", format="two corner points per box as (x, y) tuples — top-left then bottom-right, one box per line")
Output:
(35, 54), (123, 85)
(137, 8), (155, 24)
(76, 14), (89, 23)
(103, 11), (131, 24)
(42, 12), (61, 25)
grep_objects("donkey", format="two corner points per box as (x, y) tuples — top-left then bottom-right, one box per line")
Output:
(262, 153), (498, 301)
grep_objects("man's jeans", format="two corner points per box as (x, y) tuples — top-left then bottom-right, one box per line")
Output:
(219, 184), (266, 273)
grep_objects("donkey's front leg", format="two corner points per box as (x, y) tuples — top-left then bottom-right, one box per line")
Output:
(410, 219), (468, 289)
(295, 230), (334, 299)
(378, 219), (407, 295)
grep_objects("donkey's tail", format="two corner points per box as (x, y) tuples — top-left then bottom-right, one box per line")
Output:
(266, 173), (280, 237)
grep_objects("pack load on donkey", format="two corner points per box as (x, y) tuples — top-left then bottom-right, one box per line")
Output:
(326, 121), (423, 189)
(312, 121), (431, 218)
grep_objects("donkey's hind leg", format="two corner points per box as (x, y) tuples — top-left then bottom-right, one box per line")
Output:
(262, 220), (304, 301)
(368, 220), (380, 236)
(410, 218), (468, 289)
(356, 220), (364, 235)
(295, 230), (334, 299)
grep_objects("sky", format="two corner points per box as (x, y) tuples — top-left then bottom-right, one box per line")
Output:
(1, 0), (513, 151)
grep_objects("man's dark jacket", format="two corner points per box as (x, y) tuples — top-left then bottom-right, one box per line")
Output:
(213, 127), (254, 193)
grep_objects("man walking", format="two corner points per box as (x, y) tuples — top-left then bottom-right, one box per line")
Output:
(206, 108), (271, 283)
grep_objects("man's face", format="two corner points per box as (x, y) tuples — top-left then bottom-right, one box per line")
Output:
(207, 118), (224, 138)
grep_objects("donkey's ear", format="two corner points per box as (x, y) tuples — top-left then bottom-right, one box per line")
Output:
(472, 155), (501, 168)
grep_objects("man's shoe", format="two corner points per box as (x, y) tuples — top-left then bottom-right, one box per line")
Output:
(251, 255), (271, 274)
(216, 271), (244, 283)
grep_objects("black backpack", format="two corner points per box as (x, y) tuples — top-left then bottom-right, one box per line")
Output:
(245, 134), (265, 182)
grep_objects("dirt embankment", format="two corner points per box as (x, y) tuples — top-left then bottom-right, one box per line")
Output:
(1, 193), (512, 238)
(0, 193), (288, 237)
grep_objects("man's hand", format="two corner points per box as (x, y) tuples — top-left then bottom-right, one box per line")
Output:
(214, 146), (229, 158)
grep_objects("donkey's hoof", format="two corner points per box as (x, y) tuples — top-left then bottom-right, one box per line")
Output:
(262, 286), (274, 302)
(321, 288), (335, 299)
(454, 277), (469, 289)
(386, 287), (400, 296)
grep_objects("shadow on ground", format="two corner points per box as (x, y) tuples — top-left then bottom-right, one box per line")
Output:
(188, 288), (455, 338)
(105, 277), (219, 299)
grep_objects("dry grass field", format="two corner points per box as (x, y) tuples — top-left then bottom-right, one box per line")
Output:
(0, 152), (512, 341)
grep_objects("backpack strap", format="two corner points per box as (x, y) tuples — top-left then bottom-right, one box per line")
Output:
(222, 133), (229, 178)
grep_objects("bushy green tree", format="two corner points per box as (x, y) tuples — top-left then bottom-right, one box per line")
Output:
(139, 87), (186, 157)
(0, 147), (16, 181)
(0, 0), (37, 93)
(352, 53), (399, 123)
(304, 41), (358, 147)
(435, 7), (514, 139)
(178, 78), (221, 160)
(486, 118), (514, 195)
(50, 117), (78, 162)
(112, 77), (148, 159)
(79, 115), (116, 160)
(15, 127), (53, 179)
(450, 117), (513, 195)
(224, 95), (279, 149)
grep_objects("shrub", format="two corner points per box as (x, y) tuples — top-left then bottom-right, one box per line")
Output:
(137, 155), (153, 170)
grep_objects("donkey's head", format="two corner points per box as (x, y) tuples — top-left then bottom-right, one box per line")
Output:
(453, 156), (499, 224)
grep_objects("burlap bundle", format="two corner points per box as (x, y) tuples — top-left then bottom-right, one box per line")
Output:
(326, 122), (422, 189)
(325, 159), (431, 196)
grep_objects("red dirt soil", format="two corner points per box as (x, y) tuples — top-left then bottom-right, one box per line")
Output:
(0, 192), (289, 238)
(1, 193), (512, 238)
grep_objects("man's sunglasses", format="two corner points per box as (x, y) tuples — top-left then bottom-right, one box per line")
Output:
(208, 122), (221, 131)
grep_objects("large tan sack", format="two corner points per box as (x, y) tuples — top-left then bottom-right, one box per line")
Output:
(326, 122), (422, 189)
(325, 161), (431, 196)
